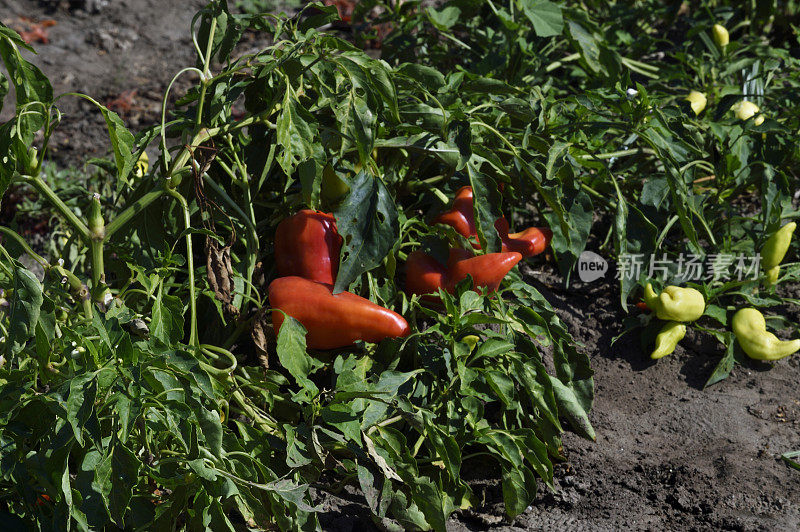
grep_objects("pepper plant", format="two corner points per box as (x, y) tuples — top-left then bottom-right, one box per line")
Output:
(0, 2), (593, 529)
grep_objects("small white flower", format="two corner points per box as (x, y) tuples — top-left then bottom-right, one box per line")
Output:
(57, 258), (65, 266)
(626, 88), (639, 99)
(92, 192), (101, 200)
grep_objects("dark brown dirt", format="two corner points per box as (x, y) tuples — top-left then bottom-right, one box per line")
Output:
(2, 1), (799, 530)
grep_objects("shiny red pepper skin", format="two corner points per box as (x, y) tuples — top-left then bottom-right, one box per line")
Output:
(447, 248), (522, 292)
(405, 251), (448, 296)
(434, 186), (551, 257)
(405, 248), (521, 295)
(274, 210), (343, 284)
(269, 276), (410, 350)
(494, 218), (553, 257)
(433, 186), (477, 246)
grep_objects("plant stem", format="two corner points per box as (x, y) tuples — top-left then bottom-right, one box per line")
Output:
(104, 189), (166, 239)
(22, 175), (90, 243)
(89, 239), (104, 292)
(165, 189), (198, 347)
(195, 16), (218, 127)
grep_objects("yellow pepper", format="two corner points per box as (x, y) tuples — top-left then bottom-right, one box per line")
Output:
(733, 101), (764, 126)
(643, 284), (705, 322)
(712, 24), (729, 48)
(732, 308), (800, 361)
(651, 321), (686, 359)
(685, 91), (707, 115)
(762, 222), (796, 286)
(134, 151), (149, 178)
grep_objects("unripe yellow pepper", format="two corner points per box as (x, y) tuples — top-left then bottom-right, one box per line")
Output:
(462, 334), (480, 353)
(733, 101), (764, 125)
(761, 221), (796, 286)
(712, 24), (729, 48)
(134, 151), (149, 178)
(651, 321), (686, 359)
(732, 308), (800, 361)
(685, 91), (706, 115)
(643, 284), (705, 322)
(761, 222), (795, 269)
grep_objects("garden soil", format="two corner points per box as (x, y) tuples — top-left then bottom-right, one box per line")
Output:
(1, 1), (798, 530)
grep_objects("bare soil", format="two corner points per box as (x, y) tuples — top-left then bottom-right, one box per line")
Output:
(2, 1), (799, 530)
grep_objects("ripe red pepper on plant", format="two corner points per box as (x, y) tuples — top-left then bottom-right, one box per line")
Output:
(269, 276), (410, 350)
(433, 186), (552, 257)
(405, 248), (522, 296)
(274, 210), (342, 285)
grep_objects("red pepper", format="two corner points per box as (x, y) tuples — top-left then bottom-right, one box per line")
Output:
(269, 276), (410, 350)
(433, 186), (477, 247)
(433, 186), (551, 257)
(448, 248), (522, 292)
(274, 210), (343, 284)
(494, 218), (553, 257)
(405, 250), (448, 296)
(405, 248), (522, 296)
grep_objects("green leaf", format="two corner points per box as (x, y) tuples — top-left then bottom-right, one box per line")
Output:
(67, 373), (98, 446)
(468, 162), (503, 252)
(0, 38), (53, 142)
(568, 21), (601, 74)
(275, 315), (321, 394)
(501, 466), (535, 518)
(704, 334), (736, 389)
(94, 103), (136, 188)
(427, 6), (460, 31)
(276, 88), (319, 175)
(196, 406), (224, 458)
(107, 443), (141, 526)
(0, 72), (8, 115)
(519, 0), (564, 37)
(548, 375), (595, 440)
(151, 293), (184, 346)
(321, 403), (362, 443)
(411, 477), (449, 532)
(397, 63), (446, 92)
(333, 171), (400, 293)
(422, 416), (461, 482)
(6, 267), (43, 356)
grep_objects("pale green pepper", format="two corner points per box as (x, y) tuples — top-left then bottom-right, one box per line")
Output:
(732, 308), (800, 361)
(651, 321), (686, 359)
(761, 222), (796, 286)
(643, 284), (705, 322)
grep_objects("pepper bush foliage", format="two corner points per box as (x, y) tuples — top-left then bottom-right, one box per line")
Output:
(0, 0), (798, 529)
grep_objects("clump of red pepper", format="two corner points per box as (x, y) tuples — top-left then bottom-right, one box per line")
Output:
(269, 277), (410, 350)
(274, 210), (342, 285)
(270, 210), (409, 349)
(433, 186), (552, 257)
(405, 248), (522, 296)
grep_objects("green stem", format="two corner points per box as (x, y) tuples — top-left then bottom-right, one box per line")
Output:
(195, 16), (218, 127)
(577, 148), (651, 160)
(165, 189), (198, 347)
(544, 52), (580, 73)
(0, 227), (48, 268)
(22, 176), (90, 243)
(470, 121), (519, 154)
(90, 240), (104, 292)
(104, 189), (165, 239)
